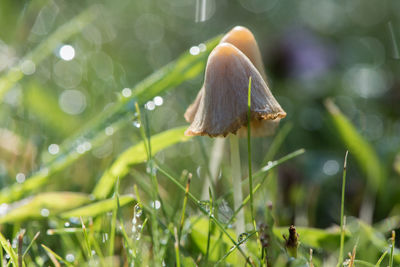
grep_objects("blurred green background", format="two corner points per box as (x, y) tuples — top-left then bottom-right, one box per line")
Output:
(0, 0), (399, 245)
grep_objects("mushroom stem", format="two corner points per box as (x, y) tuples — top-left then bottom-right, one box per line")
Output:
(201, 138), (225, 200)
(229, 134), (245, 235)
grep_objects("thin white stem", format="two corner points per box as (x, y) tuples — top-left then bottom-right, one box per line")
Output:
(229, 134), (245, 235)
(201, 138), (225, 199)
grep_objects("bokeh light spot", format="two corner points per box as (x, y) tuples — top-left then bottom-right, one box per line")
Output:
(48, 144), (60, 155)
(59, 45), (75, 61)
(59, 90), (87, 115)
(323, 160), (339, 176)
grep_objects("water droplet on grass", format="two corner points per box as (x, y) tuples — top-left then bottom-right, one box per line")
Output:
(134, 204), (143, 217)
(105, 126), (114, 136)
(199, 200), (210, 213)
(66, 253), (75, 262)
(102, 233), (108, 243)
(189, 46), (200, 55)
(122, 88), (132, 97)
(151, 200), (161, 210)
(41, 208), (50, 217)
(238, 232), (249, 243)
(133, 121), (141, 128)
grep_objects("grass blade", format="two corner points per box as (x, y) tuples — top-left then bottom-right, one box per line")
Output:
(174, 227), (181, 267)
(60, 195), (135, 218)
(375, 250), (388, 266)
(0, 232), (18, 266)
(41, 244), (73, 267)
(389, 230), (396, 267)
(0, 192), (90, 224)
(337, 151), (349, 267)
(92, 126), (191, 199)
(325, 99), (384, 190)
(22, 232), (40, 258)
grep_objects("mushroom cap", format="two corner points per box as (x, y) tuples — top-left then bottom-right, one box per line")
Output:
(184, 26), (267, 123)
(185, 43), (286, 137)
(220, 26), (267, 80)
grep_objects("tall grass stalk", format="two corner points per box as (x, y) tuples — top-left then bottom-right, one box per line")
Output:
(337, 150), (349, 267)
(389, 230), (395, 267)
(246, 77), (263, 261)
(174, 227), (180, 267)
(135, 103), (162, 265)
(206, 188), (213, 262)
(179, 173), (192, 237)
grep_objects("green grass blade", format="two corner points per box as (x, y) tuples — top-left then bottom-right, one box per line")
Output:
(80, 218), (92, 260)
(0, 232), (18, 266)
(93, 126), (192, 199)
(325, 99), (384, 190)
(0, 6), (99, 100)
(22, 232), (40, 258)
(389, 230), (395, 267)
(0, 192), (91, 224)
(261, 122), (293, 165)
(353, 260), (376, 267)
(41, 244), (73, 267)
(60, 195), (135, 218)
(375, 250), (388, 266)
(337, 151), (349, 267)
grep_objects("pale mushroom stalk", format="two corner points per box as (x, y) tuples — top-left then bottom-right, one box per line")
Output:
(229, 134), (245, 235)
(200, 138), (225, 200)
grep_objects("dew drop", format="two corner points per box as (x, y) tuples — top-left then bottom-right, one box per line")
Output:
(133, 121), (141, 128)
(189, 46), (200, 55)
(16, 173), (25, 184)
(151, 200), (161, 210)
(66, 253), (75, 262)
(105, 126), (114, 136)
(199, 200), (210, 213)
(153, 96), (163, 106)
(48, 144), (60, 155)
(102, 233), (108, 243)
(145, 101), (155, 111)
(41, 208), (50, 217)
(122, 88), (132, 97)
(198, 43), (206, 52)
(134, 204), (143, 217)
(135, 233), (141, 241)
(238, 232), (249, 243)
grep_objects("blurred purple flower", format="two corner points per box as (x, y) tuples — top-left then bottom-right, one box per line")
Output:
(268, 28), (335, 80)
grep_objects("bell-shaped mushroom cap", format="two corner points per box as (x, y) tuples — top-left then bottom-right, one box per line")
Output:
(185, 26), (267, 123)
(185, 43), (286, 137)
(220, 26), (267, 80)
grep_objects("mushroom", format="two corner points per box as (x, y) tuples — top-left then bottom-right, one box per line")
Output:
(185, 26), (282, 137)
(184, 42), (286, 234)
(185, 43), (286, 137)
